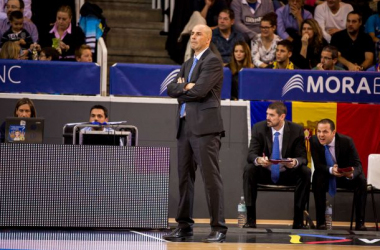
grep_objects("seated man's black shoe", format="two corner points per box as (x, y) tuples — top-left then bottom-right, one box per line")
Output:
(355, 224), (367, 231)
(292, 224), (309, 229)
(163, 227), (193, 241)
(243, 222), (257, 228)
(202, 230), (226, 243)
(316, 224), (327, 230)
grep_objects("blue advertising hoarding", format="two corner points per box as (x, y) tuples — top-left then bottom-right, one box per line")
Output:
(239, 69), (380, 103)
(0, 59), (100, 95)
(110, 63), (232, 99)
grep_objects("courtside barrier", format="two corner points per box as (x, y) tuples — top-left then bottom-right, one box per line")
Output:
(239, 68), (380, 104)
(0, 59), (100, 95)
(110, 63), (232, 99)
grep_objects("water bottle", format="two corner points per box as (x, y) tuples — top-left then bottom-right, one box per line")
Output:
(325, 202), (333, 230)
(31, 43), (38, 60)
(237, 196), (247, 228)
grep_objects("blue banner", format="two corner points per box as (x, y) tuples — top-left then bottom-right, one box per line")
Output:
(110, 63), (232, 99)
(250, 101), (292, 125)
(239, 69), (380, 104)
(0, 59), (100, 95)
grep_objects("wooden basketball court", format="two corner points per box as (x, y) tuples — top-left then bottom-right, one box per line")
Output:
(0, 219), (379, 250)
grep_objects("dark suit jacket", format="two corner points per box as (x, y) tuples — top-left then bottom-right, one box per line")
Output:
(310, 133), (363, 179)
(167, 48), (224, 137)
(247, 120), (307, 167)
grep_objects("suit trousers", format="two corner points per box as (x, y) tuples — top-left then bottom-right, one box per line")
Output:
(312, 171), (367, 226)
(175, 118), (227, 231)
(243, 163), (311, 226)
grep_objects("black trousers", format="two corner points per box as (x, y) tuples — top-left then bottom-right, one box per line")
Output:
(243, 163), (311, 226)
(175, 118), (227, 231)
(312, 171), (367, 226)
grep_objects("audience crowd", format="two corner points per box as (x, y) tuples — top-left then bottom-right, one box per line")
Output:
(0, 0), (92, 62)
(176, 0), (378, 99)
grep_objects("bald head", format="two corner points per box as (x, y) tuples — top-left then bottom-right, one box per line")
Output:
(198, 24), (212, 39)
(190, 24), (212, 55)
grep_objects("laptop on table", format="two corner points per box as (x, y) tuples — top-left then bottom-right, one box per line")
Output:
(5, 117), (44, 144)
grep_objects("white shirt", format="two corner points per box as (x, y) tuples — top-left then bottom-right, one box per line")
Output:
(254, 122), (289, 171)
(314, 2), (353, 43)
(194, 47), (208, 61)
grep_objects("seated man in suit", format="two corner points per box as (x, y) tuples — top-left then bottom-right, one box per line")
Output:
(310, 119), (367, 230)
(243, 101), (310, 229)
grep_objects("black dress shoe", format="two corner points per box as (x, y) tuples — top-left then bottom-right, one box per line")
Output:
(355, 224), (367, 231)
(202, 230), (226, 243)
(243, 222), (257, 228)
(163, 227), (193, 241)
(292, 224), (309, 229)
(317, 224), (327, 230)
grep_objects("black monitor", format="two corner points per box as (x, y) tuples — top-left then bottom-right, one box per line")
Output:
(79, 130), (132, 146)
(62, 122), (138, 146)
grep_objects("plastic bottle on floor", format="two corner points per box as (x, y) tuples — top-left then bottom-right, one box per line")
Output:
(325, 202), (333, 230)
(238, 196), (247, 228)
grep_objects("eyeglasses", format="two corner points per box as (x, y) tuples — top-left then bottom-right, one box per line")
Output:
(321, 56), (333, 60)
(260, 26), (272, 30)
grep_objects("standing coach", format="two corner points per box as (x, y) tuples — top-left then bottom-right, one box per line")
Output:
(163, 24), (227, 243)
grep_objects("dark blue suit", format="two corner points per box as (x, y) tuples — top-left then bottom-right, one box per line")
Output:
(167, 48), (227, 231)
(310, 133), (367, 227)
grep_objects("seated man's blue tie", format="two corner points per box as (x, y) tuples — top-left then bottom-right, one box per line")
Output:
(180, 57), (198, 117)
(271, 132), (280, 183)
(325, 145), (336, 197)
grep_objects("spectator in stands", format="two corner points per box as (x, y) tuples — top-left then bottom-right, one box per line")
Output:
(177, 1), (228, 61)
(367, 46), (380, 71)
(196, 0), (229, 28)
(39, 47), (60, 61)
(276, 0), (313, 41)
(0, 0), (38, 43)
(303, 0), (324, 14)
(310, 119), (367, 231)
(314, 0), (353, 43)
(75, 44), (93, 62)
(230, 0), (274, 41)
(0, 40), (20, 59)
(312, 45), (345, 70)
(331, 11), (374, 71)
(227, 41), (254, 100)
(291, 19), (328, 69)
(82, 105), (112, 132)
(0, 0), (31, 20)
(0, 97), (36, 143)
(0, 10), (32, 49)
(39, 5), (85, 61)
(271, 39), (295, 69)
(212, 8), (245, 64)
(365, 2), (380, 61)
(251, 12), (281, 68)
(347, 0), (372, 25)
